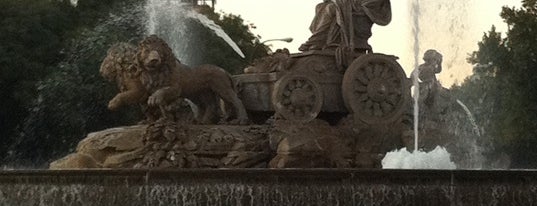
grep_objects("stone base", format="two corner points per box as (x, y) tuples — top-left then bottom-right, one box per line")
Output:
(50, 117), (410, 169)
(3, 169), (536, 205)
(50, 123), (271, 169)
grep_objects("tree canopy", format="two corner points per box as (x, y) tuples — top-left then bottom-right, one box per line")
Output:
(453, 0), (537, 168)
(0, 1), (269, 167)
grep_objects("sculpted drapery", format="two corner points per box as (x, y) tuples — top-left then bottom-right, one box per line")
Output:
(300, 0), (392, 52)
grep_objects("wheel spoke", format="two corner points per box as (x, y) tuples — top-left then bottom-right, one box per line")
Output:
(373, 103), (382, 117)
(388, 88), (401, 95)
(288, 105), (295, 111)
(356, 72), (369, 84)
(309, 96), (316, 103)
(357, 94), (369, 102)
(288, 81), (296, 90)
(386, 77), (397, 84)
(365, 105), (373, 116)
(365, 100), (373, 110)
(386, 94), (398, 105)
(354, 84), (367, 92)
(366, 65), (374, 80)
(295, 108), (304, 117)
(283, 98), (291, 105)
(374, 64), (383, 77)
(296, 80), (303, 88)
(381, 102), (393, 113)
(380, 67), (389, 78)
(283, 90), (291, 97)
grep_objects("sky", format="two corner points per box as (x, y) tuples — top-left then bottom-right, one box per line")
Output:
(215, 0), (522, 86)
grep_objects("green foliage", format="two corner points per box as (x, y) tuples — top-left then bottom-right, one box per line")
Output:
(184, 6), (270, 74)
(1, 2), (267, 167)
(4, 0), (146, 167)
(0, 0), (76, 158)
(454, 1), (537, 168)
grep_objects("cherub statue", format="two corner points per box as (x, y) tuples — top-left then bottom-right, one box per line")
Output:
(417, 49), (443, 105)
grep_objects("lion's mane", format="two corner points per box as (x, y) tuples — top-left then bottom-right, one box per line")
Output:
(136, 35), (178, 92)
(100, 42), (139, 92)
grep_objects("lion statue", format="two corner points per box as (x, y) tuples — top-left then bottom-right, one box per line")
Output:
(100, 43), (191, 122)
(100, 43), (149, 111)
(136, 35), (249, 125)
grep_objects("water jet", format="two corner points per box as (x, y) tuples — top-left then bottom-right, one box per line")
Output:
(2, 0), (533, 205)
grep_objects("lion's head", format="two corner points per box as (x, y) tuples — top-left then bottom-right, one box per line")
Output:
(137, 35), (176, 72)
(100, 43), (138, 81)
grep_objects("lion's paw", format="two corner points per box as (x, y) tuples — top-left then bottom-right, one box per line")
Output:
(108, 97), (122, 111)
(148, 93), (165, 106)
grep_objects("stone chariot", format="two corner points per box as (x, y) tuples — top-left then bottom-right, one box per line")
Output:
(234, 50), (410, 125)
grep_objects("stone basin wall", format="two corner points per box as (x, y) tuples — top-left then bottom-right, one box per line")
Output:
(0, 169), (536, 205)
(49, 117), (408, 170)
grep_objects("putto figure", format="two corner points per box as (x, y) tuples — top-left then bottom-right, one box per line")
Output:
(417, 49), (443, 105)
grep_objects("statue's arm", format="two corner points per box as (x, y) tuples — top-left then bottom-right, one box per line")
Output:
(435, 56), (443, 73)
(435, 64), (442, 74)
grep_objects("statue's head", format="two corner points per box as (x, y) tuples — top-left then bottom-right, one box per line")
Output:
(100, 43), (137, 81)
(423, 49), (442, 64)
(137, 35), (175, 72)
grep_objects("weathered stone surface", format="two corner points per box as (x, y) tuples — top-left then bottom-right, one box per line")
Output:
(3, 170), (537, 206)
(138, 122), (272, 169)
(76, 125), (145, 163)
(411, 84), (501, 168)
(50, 123), (271, 169)
(243, 48), (291, 73)
(269, 119), (355, 168)
(49, 153), (100, 169)
(102, 148), (145, 168)
(50, 125), (146, 169)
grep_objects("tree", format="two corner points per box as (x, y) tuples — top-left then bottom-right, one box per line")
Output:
(454, 0), (537, 168)
(0, 0), (76, 156)
(163, 5), (270, 74)
(2, 2), (269, 167)
(2, 0), (146, 167)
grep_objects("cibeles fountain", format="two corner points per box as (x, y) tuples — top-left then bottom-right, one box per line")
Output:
(2, 0), (536, 205)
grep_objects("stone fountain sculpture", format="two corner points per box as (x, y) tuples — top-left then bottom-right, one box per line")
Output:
(50, 1), (490, 170)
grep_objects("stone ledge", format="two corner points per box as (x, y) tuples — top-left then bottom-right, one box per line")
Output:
(0, 169), (536, 205)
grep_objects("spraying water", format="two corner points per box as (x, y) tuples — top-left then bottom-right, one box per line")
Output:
(184, 11), (246, 58)
(411, 0), (421, 71)
(382, 146), (456, 169)
(70, 0), (78, 7)
(382, 2), (461, 167)
(411, 69), (420, 152)
(410, 0), (422, 151)
(408, 0), (478, 85)
(454, 99), (486, 169)
(382, 67), (457, 169)
(144, 0), (245, 65)
(456, 99), (481, 137)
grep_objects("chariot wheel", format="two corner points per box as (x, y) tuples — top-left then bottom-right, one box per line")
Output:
(342, 53), (409, 124)
(272, 74), (323, 122)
